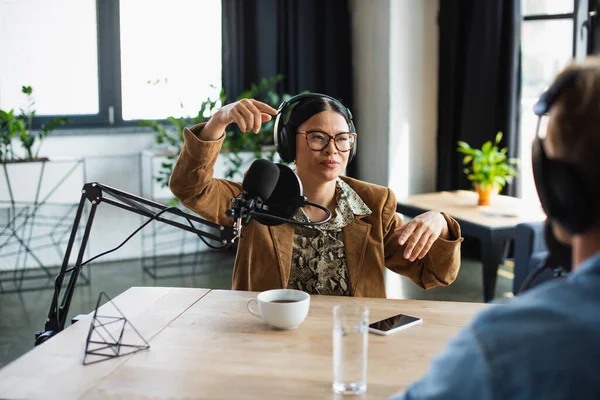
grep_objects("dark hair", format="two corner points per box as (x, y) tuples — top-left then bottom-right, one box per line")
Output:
(285, 97), (351, 134)
(549, 60), (600, 229)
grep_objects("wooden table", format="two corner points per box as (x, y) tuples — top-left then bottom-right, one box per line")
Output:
(396, 191), (546, 302)
(0, 287), (488, 399)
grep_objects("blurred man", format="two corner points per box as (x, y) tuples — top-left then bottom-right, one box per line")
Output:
(390, 58), (600, 399)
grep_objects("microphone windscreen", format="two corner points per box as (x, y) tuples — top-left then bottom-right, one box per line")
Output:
(242, 159), (280, 200)
(254, 164), (305, 226)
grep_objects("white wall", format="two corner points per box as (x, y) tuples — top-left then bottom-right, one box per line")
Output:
(350, 0), (391, 187)
(350, 0), (439, 198)
(350, 0), (439, 298)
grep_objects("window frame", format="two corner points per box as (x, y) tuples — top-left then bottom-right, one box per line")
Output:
(517, 0), (591, 200)
(521, 0), (590, 59)
(29, 0), (221, 131)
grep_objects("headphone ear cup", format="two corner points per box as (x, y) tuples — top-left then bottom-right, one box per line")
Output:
(275, 119), (295, 163)
(348, 118), (357, 162)
(532, 137), (591, 233)
(274, 113), (291, 163)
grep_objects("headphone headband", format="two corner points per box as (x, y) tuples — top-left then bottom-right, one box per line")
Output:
(533, 68), (585, 116)
(277, 93), (353, 119)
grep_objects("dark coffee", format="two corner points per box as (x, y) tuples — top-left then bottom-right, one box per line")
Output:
(270, 300), (298, 304)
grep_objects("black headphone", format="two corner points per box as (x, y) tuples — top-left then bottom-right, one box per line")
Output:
(532, 69), (595, 234)
(273, 93), (357, 163)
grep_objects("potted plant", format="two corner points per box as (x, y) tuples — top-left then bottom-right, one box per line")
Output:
(0, 85), (78, 207)
(457, 132), (519, 206)
(0, 86), (68, 163)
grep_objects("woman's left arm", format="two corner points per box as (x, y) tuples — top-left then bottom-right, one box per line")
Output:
(383, 189), (463, 289)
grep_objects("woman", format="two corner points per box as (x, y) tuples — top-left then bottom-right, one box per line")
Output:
(169, 94), (463, 298)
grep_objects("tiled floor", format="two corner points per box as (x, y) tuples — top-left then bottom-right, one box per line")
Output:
(0, 252), (513, 368)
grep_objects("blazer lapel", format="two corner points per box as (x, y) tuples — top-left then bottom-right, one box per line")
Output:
(269, 224), (296, 287)
(343, 217), (371, 295)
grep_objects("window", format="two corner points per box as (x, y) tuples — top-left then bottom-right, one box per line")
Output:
(0, 0), (222, 128)
(0, 0), (99, 116)
(519, 0), (590, 204)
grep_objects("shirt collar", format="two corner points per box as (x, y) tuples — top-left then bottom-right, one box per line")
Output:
(336, 178), (372, 217)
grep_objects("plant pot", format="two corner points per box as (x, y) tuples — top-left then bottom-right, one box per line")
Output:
(475, 183), (498, 206)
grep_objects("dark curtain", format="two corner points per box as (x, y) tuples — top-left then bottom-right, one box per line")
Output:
(436, 0), (521, 195)
(222, 0), (357, 176)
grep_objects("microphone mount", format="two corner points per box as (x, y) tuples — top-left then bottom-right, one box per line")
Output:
(35, 182), (236, 346)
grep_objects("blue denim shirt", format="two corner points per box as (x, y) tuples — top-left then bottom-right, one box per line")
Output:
(390, 251), (600, 400)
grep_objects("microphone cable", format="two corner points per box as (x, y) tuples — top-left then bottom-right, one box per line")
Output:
(249, 199), (332, 226)
(63, 206), (228, 276)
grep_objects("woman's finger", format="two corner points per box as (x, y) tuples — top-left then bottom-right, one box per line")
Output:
(235, 103), (254, 133)
(417, 234), (438, 260)
(231, 108), (247, 132)
(394, 225), (406, 236)
(403, 224), (428, 260)
(246, 102), (263, 133)
(251, 99), (278, 115)
(409, 232), (432, 262)
(398, 222), (416, 245)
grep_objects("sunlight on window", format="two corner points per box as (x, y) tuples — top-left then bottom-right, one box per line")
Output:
(520, 19), (573, 204)
(522, 0), (573, 15)
(120, 0), (222, 121)
(0, 0), (99, 115)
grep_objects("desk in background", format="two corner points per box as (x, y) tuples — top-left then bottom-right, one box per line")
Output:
(396, 191), (546, 302)
(0, 287), (488, 399)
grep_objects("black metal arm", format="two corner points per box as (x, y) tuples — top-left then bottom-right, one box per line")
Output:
(35, 182), (236, 345)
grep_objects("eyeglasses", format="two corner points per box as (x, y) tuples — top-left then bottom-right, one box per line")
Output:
(297, 130), (357, 152)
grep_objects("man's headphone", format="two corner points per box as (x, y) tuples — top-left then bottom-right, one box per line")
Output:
(532, 69), (595, 234)
(273, 93), (357, 163)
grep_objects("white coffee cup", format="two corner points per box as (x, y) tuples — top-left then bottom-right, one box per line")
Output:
(246, 289), (310, 330)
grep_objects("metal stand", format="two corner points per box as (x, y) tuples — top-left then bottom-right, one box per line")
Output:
(35, 182), (235, 345)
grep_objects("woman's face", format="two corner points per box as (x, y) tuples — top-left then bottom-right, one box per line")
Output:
(294, 110), (351, 185)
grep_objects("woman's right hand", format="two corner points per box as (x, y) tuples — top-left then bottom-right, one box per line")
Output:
(202, 99), (278, 140)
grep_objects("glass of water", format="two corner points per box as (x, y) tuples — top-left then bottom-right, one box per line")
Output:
(332, 305), (369, 395)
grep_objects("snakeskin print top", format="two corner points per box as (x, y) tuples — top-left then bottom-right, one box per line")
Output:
(287, 178), (372, 296)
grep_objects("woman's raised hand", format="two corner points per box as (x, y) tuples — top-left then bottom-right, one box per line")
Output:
(206, 99), (278, 136)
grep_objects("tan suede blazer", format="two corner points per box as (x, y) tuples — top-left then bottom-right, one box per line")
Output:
(169, 124), (463, 298)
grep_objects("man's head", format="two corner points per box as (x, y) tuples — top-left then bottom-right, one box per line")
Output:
(534, 57), (600, 237)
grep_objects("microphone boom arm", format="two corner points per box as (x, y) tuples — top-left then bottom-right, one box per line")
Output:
(35, 182), (236, 345)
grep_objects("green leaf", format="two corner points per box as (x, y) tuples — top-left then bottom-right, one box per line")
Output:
(462, 155), (473, 165)
(481, 141), (492, 155)
(495, 131), (503, 144)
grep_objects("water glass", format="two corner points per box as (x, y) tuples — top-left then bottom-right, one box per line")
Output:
(332, 305), (369, 395)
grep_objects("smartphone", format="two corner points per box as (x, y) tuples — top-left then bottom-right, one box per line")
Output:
(368, 313), (422, 335)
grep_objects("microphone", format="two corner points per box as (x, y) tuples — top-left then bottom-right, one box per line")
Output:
(227, 159), (280, 238)
(253, 163), (307, 226)
(226, 159), (332, 237)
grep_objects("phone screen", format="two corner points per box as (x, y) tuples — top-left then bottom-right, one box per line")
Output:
(369, 314), (421, 332)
